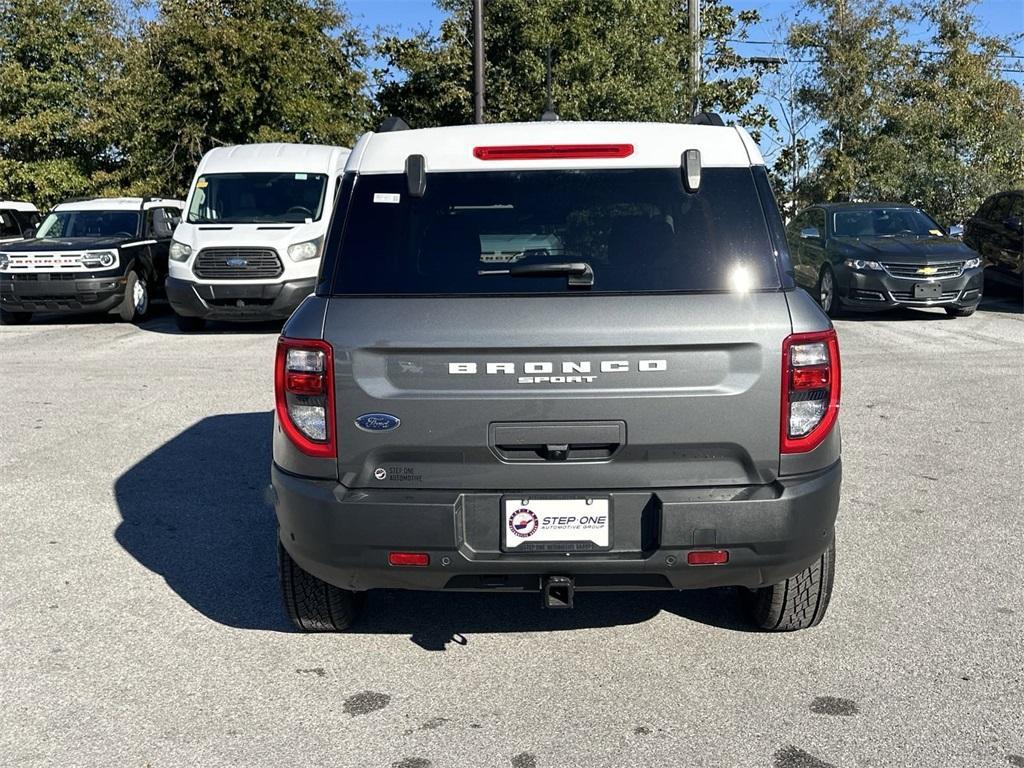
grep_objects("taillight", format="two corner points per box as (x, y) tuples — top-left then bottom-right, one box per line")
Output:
(781, 329), (841, 454)
(472, 144), (634, 161)
(275, 338), (336, 458)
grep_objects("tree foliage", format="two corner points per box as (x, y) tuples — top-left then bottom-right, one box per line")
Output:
(0, 0), (123, 206)
(375, 0), (775, 130)
(113, 0), (373, 196)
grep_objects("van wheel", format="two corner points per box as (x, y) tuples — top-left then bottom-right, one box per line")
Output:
(175, 314), (205, 332)
(0, 309), (32, 325)
(945, 306), (976, 318)
(118, 270), (149, 322)
(742, 538), (835, 631)
(279, 541), (363, 632)
(817, 267), (842, 317)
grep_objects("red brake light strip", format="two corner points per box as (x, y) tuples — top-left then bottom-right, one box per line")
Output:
(473, 144), (634, 161)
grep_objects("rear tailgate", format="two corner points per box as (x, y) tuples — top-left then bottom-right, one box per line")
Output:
(325, 292), (791, 490)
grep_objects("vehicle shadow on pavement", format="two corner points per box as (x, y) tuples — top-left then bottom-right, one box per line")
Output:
(137, 307), (285, 336)
(113, 412), (756, 641)
(113, 411), (292, 632)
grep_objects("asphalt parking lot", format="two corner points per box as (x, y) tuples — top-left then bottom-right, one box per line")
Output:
(2, 289), (1022, 768)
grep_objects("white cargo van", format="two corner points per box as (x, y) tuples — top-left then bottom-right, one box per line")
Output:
(166, 143), (350, 331)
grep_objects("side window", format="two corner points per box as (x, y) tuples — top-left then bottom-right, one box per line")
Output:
(808, 209), (826, 237)
(787, 211), (806, 236)
(148, 208), (175, 239)
(0, 210), (21, 238)
(165, 207), (182, 228)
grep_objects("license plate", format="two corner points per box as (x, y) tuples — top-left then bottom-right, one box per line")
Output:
(503, 497), (611, 551)
(914, 282), (942, 298)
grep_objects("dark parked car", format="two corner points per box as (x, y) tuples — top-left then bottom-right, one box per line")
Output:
(963, 190), (1023, 292)
(786, 203), (984, 318)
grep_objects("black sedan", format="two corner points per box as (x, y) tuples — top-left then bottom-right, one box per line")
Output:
(786, 203), (984, 318)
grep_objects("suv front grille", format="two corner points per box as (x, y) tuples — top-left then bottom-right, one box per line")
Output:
(193, 248), (283, 280)
(882, 261), (963, 279)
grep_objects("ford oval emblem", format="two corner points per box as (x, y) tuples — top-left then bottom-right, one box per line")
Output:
(226, 257), (248, 267)
(355, 413), (401, 432)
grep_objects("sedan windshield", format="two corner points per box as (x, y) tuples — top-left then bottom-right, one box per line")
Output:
(187, 173), (329, 224)
(36, 210), (140, 239)
(832, 208), (943, 238)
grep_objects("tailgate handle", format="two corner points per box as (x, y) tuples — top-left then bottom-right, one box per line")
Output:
(490, 421), (626, 463)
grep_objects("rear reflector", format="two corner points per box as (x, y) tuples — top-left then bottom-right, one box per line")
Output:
(687, 550), (729, 565)
(473, 144), (634, 161)
(388, 552), (430, 567)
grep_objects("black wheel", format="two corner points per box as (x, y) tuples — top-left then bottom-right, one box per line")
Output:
(816, 266), (842, 318)
(279, 540), (363, 632)
(0, 309), (32, 325)
(174, 313), (206, 332)
(742, 538), (835, 631)
(118, 270), (149, 322)
(945, 306), (976, 318)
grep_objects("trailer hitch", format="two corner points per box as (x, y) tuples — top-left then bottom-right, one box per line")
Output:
(542, 575), (574, 609)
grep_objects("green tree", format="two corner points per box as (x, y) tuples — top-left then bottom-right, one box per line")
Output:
(375, 0), (775, 130)
(114, 0), (373, 196)
(0, 0), (123, 207)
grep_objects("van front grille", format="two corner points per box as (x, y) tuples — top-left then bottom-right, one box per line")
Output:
(193, 248), (283, 280)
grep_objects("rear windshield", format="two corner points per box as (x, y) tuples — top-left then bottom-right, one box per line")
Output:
(187, 173), (329, 224)
(328, 168), (780, 295)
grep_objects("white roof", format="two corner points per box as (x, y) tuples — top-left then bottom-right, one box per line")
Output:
(0, 201), (39, 212)
(350, 121), (765, 174)
(197, 143), (350, 175)
(53, 197), (185, 212)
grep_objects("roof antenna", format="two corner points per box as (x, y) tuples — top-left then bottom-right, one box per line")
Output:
(540, 47), (559, 121)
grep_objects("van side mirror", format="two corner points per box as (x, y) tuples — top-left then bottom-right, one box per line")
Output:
(800, 226), (820, 240)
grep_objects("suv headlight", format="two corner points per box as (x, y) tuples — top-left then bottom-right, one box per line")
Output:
(287, 237), (323, 263)
(169, 240), (192, 262)
(963, 257), (981, 269)
(844, 258), (883, 271)
(0, 253), (8, 270)
(81, 251), (117, 268)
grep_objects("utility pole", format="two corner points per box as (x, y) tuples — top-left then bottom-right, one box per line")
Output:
(689, 0), (700, 116)
(473, 0), (485, 123)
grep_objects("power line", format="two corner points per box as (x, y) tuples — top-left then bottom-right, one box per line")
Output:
(722, 37), (1024, 59)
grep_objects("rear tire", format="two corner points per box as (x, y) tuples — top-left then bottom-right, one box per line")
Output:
(118, 270), (149, 323)
(174, 313), (205, 332)
(817, 267), (842, 318)
(742, 538), (835, 631)
(0, 309), (32, 325)
(945, 306), (976, 318)
(279, 540), (362, 632)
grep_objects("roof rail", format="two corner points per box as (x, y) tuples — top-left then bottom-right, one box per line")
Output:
(378, 116), (411, 133)
(687, 112), (726, 127)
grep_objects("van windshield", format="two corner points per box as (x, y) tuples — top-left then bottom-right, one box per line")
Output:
(328, 168), (781, 295)
(187, 173), (328, 224)
(36, 210), (140, 239)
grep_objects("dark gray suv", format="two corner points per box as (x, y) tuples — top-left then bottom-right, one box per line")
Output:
(270, 119), (842, 632)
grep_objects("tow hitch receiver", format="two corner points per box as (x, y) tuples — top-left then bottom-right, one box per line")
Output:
(542, 575), (575, 609)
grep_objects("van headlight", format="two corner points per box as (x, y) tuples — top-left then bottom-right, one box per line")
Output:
(287, 237), (322, 263)
(169, 240), (192, 262)
(81, 251), (117, 268)
(844, 258), (883, 271)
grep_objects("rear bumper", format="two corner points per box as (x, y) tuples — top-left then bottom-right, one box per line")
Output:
(272, 461), (842, 592)
(0, 274), (124, 314)
(838, 265), (983, 310)
(166, 276), (314, 321)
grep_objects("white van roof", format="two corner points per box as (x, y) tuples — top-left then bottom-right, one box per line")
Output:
(53, 197), (185, 212)
(349, 121), (764, 175)
(197, 143), (351, 175)
(0, 201), (39, 212)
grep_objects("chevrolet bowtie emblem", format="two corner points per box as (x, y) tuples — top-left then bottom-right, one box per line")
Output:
(917, 266), (938, 275)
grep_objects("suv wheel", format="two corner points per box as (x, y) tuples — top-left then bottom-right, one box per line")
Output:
(742, 538), (835, 631)
(118, 270), (149, 323)
(817, 267), (841, 317)
(0, 309), (32, 325)
(174, 314), (206, 332)
(945, 306), (976, 318)
(279, 540), (363, 631)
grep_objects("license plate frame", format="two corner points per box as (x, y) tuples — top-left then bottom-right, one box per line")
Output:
(501, 497), (612, 553)
(913, 282), (942, 299)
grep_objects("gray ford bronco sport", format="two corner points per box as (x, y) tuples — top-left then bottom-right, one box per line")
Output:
(271, 118), (842, 632)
